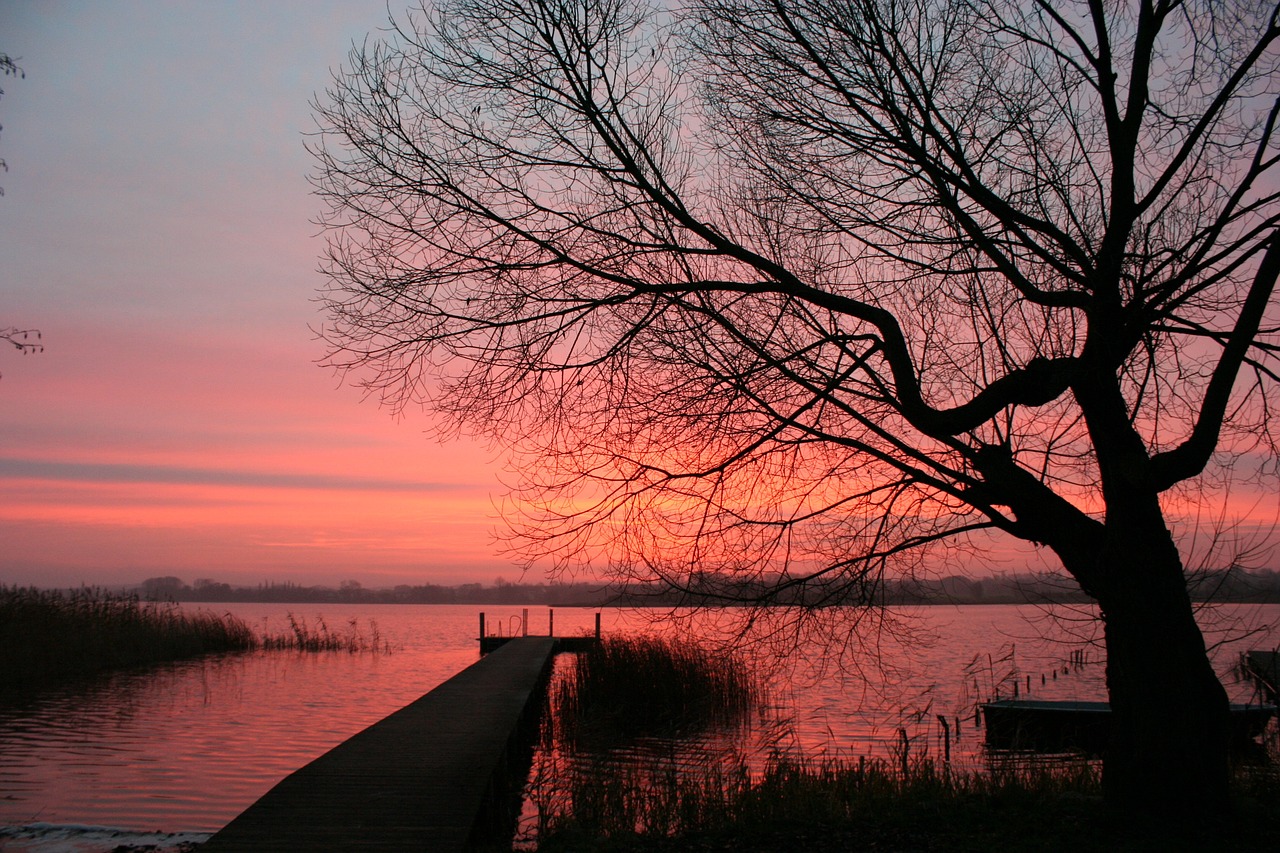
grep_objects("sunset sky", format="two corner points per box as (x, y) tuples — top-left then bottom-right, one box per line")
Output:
(2, 3), (1276, 593)
(0, 1), (513, 588)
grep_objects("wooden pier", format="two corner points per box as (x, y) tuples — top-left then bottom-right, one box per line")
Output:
(202, 637), (556, 853)
(478, 608), (601, 655)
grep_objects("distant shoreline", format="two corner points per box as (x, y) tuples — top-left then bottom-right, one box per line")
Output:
(107, 566), (1280, 608)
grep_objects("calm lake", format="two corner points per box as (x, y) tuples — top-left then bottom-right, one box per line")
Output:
(1, 602), (1276, 847)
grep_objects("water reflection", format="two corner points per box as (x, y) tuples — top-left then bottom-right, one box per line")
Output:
(0, 602), (1274, 842)
(0, 604), (483, 833)
(515, 603), (1279, 847)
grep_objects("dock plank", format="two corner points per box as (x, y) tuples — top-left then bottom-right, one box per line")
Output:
(202, 637), (555, 853)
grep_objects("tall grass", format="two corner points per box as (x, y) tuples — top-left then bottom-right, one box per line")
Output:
(554, 634), (761, 743)
(530, 632), (1280, 852)
(537, 750), (1104, 846)
(257, 612), (388, 653)
(0, 586), (390, 692)
(537, 744), (1280, 852)
(526, 633), (769, 846)
(0, 585), (257, 688)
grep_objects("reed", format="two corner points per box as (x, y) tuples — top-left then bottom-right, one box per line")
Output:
(257, 612), (389, 653)
(553, 633), (762, 743)
(534, 635), (1280, 850)
(0, 585), (257, 689)
(0, 586), (391, 692)
(535, 748), (1280, 852)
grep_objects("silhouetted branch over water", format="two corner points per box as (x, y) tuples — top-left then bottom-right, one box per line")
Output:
(311, 0), (1280, 813)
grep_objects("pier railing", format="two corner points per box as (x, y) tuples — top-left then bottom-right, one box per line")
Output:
(478, 608), (601, 654)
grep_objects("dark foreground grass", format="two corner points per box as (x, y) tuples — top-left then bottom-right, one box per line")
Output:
(0, 586), (388, 692)
(537, 750), (1280, 852)
(534, 633), (1280, 852)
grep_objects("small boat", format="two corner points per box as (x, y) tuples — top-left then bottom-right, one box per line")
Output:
(981, 699), (1275, 753)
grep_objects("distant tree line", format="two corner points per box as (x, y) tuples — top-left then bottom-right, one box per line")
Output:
(138, 575), (612, 606)
(135, 567), (1280, 607)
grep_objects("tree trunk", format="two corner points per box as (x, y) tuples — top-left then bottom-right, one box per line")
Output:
(1095, 531), (1231, 814)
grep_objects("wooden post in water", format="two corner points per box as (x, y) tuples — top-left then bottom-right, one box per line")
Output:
(479, 612), (486, 640)
(522, 608), (528, 637)
(595, 612), (601, 640)
(549, 608), (554, 637)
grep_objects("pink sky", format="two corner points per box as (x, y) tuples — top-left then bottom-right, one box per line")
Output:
(0, 1), (516, 588)
(1, 3), (1274, 591)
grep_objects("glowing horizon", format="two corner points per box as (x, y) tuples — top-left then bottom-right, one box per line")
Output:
(0, 2), (522, 589)
(1, 1), (1274, 593)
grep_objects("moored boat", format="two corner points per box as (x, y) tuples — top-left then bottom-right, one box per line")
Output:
(981, 699), (1275, 753)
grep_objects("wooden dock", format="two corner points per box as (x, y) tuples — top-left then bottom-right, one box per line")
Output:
(201, 637), (556, 853)
(479, 634), (599, 654)
(477, 609), (601, 655)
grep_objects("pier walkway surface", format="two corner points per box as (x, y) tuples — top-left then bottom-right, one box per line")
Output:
(202, 637), (556, 853)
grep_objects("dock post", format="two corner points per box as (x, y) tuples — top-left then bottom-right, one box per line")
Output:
(479, 612), (486, 640)
(522, 608), (528, 637)
(549, 608), (554, 637)
(595, 612), (601, 640)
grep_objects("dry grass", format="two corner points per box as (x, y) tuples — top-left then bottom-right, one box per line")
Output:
(0, 586), (390, 693)
(553, 633), (761, 744)
(530, 632), (1280, 852)
(0, 585), (257, 688)
(257, 612), (389, 653)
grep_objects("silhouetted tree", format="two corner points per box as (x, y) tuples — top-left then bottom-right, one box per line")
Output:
(0, 51), (21, 193)
(312, 0), (1280, 812)
(1, 53), (41, 376)
(142, 576), (188, 600)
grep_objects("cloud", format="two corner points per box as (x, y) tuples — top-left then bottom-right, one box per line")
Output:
(0, 457), (472, 494)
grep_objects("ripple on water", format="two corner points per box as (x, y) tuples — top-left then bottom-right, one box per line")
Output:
(1, 602), (1275, 840)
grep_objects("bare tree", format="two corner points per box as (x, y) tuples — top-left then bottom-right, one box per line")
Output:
(0, 53), (41, 377)
(0, 52), (23, 194)
(1, 327), (43, 374)
(312, 0), (1280, 812)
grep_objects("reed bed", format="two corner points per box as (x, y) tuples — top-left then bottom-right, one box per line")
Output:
(553, 633), (762, 743)
(0, 586), (389, 692)
(531, 633), (1280, 851)
(526, 632), (770, 846)
(537, 750), (1098, 844)
(536, 747), (1280, 852)
(0, 585), (257, 688)
(257, 612), (388, 653)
